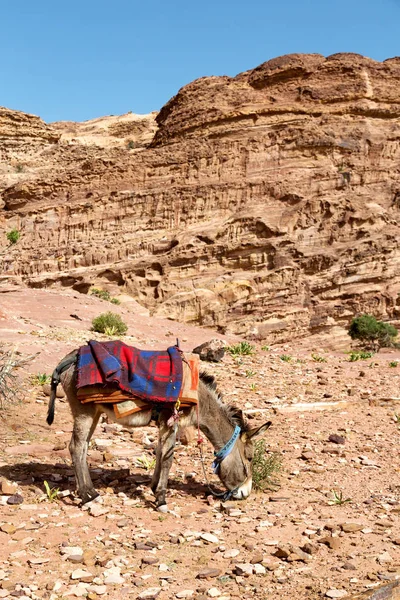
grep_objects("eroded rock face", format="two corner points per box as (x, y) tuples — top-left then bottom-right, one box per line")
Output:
(1, 53), (400, 344)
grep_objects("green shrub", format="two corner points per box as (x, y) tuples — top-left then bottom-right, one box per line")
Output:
(311, 353), (327, 363)
(227, 342), (255, 356)
(252, 440), (282, 492)
(348, 350), (374, 362)
(6, 229), (20, 245)
(90, 288), (111, 301)
(31, 373), (51, 385)
(280, 354), (292, 362)
(110, 297), (121, 305)
(91, 312), (128, 335)
(127, 140), (136, 150)
(389, 361), (398, 368)
(349, 314), (398, 349)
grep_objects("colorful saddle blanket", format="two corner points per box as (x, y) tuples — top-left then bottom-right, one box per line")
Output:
(76, 340), (199, 419)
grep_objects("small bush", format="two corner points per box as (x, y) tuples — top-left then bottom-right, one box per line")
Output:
(90, 288), (111, 301)
(245, 370), (256, 378)
(348, 350), (374, 362)
(91, 312), (128, 335)
(127, 140), (136, 150)
(311, 353), (327, 363)
(15, 164), (24, 173)
(6, 229), (20, 245)
(349, 314), (398, 349)
(227, 342), (255, 356)
(261, 345), (270, 351)
(252, 440), (281, 492)
(389, 361), (398, 368)
(31, 373), (51, 385)
(280, 354), (292, 362)
(110, 297), (121, 305)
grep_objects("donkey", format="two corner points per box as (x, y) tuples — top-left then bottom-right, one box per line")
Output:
(47, 350), (271, 507)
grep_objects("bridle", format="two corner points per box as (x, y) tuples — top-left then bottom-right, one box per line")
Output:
(197, 423), (250, 501)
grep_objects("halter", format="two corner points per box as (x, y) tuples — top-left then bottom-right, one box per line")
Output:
(212, 425), (241, 474)
(198, 424), (245, 501)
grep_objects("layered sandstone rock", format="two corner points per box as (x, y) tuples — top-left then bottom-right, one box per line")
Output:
(1, 53), (400, 344)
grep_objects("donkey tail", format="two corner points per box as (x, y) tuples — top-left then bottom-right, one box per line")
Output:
(47, 351), (78, 426)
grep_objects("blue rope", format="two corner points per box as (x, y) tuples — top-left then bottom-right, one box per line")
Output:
(212, 425), (241, 474)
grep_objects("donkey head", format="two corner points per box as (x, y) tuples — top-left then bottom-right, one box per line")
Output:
(216, 416), (271, 500)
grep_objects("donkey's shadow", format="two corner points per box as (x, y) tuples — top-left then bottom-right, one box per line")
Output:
(0, 461), (214, 508)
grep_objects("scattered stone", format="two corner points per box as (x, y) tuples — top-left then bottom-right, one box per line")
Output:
(201, 533), (219, 544)
(176, 591), (194, 598)
(1, 479), (18, 495)
(328, 434), (346, 445)
(223, 549), (240, 559)
(193, 339), (226, 363)
(253, 563), (266, 575)
(377, 551), (392, 564)
(6, 494), (24, 505)
(234, 563), (253, 576)
(103, 566), (125, 584)
(137, 588), (161, 600)
(60, 546), (84, 556)
(325, 590), (347, 599)
(89, 503), (109, 517)
(142, 557), (159, 565)
(0, 523), (16, 534)
(71, 569), (94, 582)
(250, 553), (264, 564)
(340, 523), (364, 533)
(274, 546), (291, 559)
(207, 588), (221, 598)
(197, 568), (221, 579)
(319, 537), (341, 551)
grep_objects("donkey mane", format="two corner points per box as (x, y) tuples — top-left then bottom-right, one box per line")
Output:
(199, 371), (249, 432)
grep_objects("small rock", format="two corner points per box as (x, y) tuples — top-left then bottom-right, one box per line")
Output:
(71, 569), (94, 582)
(193, 339), (226, 363)
(176, 591), (194, 599)
(234, 563), (253, 576)
(196, 568), (221, 579)
(328, 434), (346, 445)
(253, 564), (266, 575)
(250, 553), (264, 564)
(207, 589), (221, 598)
(60, 546), (84, 556)
(141, 557), (159, 565)
(89, 504), (108, 517)
(274, 546), (291, 559)
(340, 523), (363, 533)
(325, 590), (347, 599)
(137, 588), (162, 600)
(1, 479), (18, 495)
(0, 523), (16, 534)
(201, 533), (219, 544)
(319, 537), (341, 551)
(6, 494), (24, 505)
(223, 549), (240, 559)
(377, 551), (392, 564)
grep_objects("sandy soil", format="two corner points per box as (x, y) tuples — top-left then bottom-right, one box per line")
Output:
(1, 289), (400, 600)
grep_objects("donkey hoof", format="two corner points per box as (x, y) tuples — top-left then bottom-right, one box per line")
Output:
(80, 490), (99, 505)
(157, 504), (168, 513)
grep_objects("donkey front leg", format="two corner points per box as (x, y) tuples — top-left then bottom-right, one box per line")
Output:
(69, 408), (100, 504)
(151, 420), (177, 507)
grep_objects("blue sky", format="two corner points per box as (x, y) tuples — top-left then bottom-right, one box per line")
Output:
(2, 0), (400, 122)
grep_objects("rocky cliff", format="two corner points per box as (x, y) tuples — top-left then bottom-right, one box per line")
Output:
(1, 53), (400, 344)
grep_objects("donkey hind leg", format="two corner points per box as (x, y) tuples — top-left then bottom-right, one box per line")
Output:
(69, 406), (101, 504)
(151, 420), (177, 507)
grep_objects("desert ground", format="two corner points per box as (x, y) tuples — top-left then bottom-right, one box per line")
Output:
(1, 288), (400, 600)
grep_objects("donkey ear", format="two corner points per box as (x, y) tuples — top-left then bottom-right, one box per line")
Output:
(241, 421), (272, 442)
